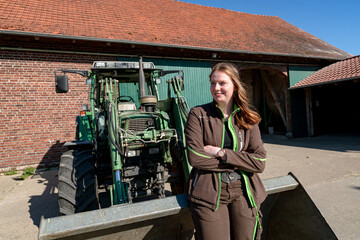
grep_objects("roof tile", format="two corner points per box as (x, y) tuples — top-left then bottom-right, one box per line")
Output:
(0, 0), (352, 59)
(291, 55), (360, 88)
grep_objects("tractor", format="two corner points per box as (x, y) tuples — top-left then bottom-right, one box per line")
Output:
(54, 56), (191, 214)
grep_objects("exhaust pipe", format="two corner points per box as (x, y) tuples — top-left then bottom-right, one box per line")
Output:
(138, 56), (146, 98)
(138, 56), (157, 112)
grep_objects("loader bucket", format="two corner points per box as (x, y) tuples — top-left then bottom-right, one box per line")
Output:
(39, 173), (336, 240)
(39, 195), (194, 240)
(260, 173), (337, 240)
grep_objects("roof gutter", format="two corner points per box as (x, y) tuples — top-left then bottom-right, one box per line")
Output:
(0, 30), (348, 61)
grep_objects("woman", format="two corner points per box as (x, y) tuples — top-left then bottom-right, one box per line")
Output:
(185, 63), (267, 240)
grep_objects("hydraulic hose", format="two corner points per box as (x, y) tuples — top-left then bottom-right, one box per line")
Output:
(108, 103), (124, 156)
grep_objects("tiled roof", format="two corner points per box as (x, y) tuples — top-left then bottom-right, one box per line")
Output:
(291, 55), (360, 89)
(0, 0), (352, 60)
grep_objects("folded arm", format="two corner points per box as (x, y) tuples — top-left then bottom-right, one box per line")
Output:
(185, 109), (233, 172)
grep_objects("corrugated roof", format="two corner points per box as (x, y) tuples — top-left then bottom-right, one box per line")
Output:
(290, 55), (360, 89)
(0, 0), (352, 60)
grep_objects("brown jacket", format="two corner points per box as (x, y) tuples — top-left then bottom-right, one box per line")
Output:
(185, 101), (267, 211)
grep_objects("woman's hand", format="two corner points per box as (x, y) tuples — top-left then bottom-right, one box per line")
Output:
(203, 145), (221, 156)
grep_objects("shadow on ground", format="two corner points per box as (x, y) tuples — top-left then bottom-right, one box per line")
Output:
(28, 141), (64, 227)
(262, 133), (360, 153)
(28, 169), (59, 227)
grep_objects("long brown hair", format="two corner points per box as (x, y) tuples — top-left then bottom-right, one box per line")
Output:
(210, 63), (261, 129)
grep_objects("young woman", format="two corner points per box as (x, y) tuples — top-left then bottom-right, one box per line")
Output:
(185, 63), (267, 240)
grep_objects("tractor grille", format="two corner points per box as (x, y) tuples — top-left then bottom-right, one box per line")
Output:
(127, 118), (155, 132)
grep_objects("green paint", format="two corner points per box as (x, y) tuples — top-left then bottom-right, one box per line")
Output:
(118, 57), (212, 108)
(77, 114), (93, 141)
(289, 66), (321, 87)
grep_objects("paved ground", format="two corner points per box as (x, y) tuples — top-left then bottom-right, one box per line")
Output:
(261, 133), (360, 240)
(0, 169), (59, 240)
(0, 133), (359, 239)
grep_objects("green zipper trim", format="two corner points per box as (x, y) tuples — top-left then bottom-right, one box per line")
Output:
(252, 206), (261, 240)
(215, 173), (221, 211)
(215, 107), (227, 211)
(252, 213), (258, 240)
(217, 108), (225, 211)
(218, 108), (226, 147)
(217, 105), (240, 151)
(240, 171), (257, 208)
(251, 156), (267, 162)
(188, 146), (211, 159)
(241, 170), (261, 240)
(228, 112), (238, 152)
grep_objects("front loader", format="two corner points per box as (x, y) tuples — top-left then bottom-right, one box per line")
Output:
(39, 57), (337, 239)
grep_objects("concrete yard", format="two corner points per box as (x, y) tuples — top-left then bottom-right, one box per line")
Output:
(261, 133), (360, 240)
(0, 133), (359, 239)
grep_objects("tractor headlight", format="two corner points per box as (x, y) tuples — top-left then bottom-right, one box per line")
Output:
(142, 62), (154, 69)
(92, 61), (155, 69)
(94, 62), (106, 68)
(127, 150), (140, 157)
(149, 148), (160, 155)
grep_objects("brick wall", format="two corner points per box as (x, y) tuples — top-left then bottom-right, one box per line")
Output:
(0, 50), (116, 170)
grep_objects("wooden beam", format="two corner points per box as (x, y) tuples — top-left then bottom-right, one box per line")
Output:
(305, 88), (314, 137)
(260, 70), (288, 131)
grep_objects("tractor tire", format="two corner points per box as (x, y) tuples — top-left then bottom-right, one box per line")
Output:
(169, 140), (186, 195)
(58, 149), (99, 215)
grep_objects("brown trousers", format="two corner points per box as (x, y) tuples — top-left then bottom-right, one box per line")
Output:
(190, 179), (261, 240)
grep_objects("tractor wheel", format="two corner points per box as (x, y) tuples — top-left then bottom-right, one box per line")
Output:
(58, 149), (99, 215)
(169, 140), (187, 195)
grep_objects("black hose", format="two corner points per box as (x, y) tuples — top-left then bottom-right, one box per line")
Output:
(108, 104), (124, 156)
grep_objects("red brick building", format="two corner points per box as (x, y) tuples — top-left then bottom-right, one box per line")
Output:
(0, 0), (352, 170)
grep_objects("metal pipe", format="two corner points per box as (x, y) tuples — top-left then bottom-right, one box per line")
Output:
(138, 56), (146, 98)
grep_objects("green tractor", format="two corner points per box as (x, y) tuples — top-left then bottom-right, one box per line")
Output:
(55, 56), (191, 214)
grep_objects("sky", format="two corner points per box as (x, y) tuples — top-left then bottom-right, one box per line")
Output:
(180, 0), (359, 56)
